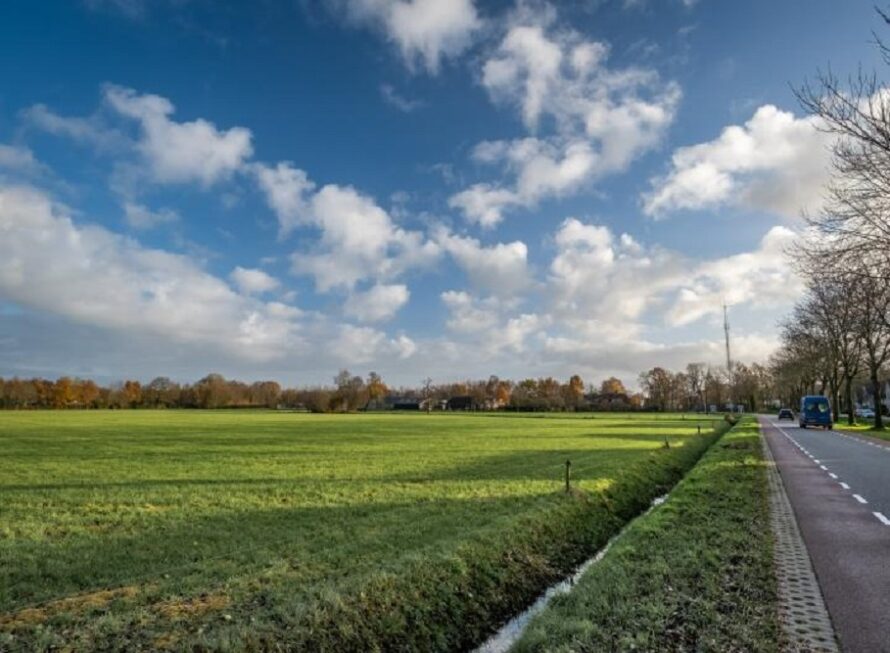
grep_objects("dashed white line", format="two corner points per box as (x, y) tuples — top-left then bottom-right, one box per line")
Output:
(853, 494), (868, 504)
(829, 472), (838, 479)
(840, 482), (851, 490)
(874, 512), (890, 526)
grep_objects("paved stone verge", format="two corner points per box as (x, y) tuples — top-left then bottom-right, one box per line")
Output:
(762, 432), (839, 652)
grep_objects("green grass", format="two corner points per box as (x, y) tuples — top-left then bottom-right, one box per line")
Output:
(513, 416), (778, 653)
(833, 421), (890, 440)
(0, 410), (725, 651)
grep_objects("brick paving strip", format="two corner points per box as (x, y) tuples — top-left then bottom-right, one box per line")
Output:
(761, 432), (839, 652)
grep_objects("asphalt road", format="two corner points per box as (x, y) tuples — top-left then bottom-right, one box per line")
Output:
(760, 416), (890, 653)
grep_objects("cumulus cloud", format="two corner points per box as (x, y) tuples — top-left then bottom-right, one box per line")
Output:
(230, 266), (280, 295)
(434, 228), (531, 296)
(0, 184), (301, 361)
(344, 283), (410, 322)
(293, 184), (439, 291)
(450, 7), (680, 226)
(643, 104), (831, 218)
(548, 217), (686, 325)
(340, 0), (480, 73)
(253, 162), (440, 291)
(123, 201), (178, 229)
(329, 324), (416, 363)
(253, 162), (315, 237)
(665, 226), (801, 325)
(440, 290), (542, 354)
(104, 84), (253, 186)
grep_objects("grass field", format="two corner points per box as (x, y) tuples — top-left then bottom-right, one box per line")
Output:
(0, 410), (725, 651)
(514, 417), (778, 652)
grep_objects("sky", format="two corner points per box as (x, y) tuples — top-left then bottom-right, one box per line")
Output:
(0, 0), (883, 387)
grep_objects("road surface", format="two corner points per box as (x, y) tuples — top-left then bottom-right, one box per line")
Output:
(760, 417), (890, 652)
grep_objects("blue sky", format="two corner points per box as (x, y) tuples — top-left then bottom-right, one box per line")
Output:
(0, 0), (882, 386)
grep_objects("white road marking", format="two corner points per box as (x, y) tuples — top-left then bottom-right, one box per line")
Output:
(814, 459), (821, 464)
(819, 465), (828, 471)
(829, 473), (838, 479)
(874, 512), (890, 526)
(840, 482), (851, 490)
(853, 494), (868, 504)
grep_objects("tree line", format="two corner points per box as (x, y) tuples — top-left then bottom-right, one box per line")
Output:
(771, 16), (890, 430)
(0, 362), (782, 413)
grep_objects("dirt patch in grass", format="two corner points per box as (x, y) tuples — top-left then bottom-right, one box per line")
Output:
(0, 585), (141, 628)
(154, 592), (230, 620)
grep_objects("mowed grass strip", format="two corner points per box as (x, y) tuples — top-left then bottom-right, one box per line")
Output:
(513, 417), (779, 653)
(833, 422), (890, 441)
(0, 411), (724, 651)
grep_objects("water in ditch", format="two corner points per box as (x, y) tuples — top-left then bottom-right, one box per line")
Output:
(473, 494), (668, 653)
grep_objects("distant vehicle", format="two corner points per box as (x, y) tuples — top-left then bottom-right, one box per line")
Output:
(777, 408), (794, 420)
(855, 407), (876, 419)
(799, 395), (832, 430)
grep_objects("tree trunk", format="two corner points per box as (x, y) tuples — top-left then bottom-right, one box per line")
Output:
(830, 377), (840, 426)
(845, 374), (855, 425)
(872, 372), (884, 429)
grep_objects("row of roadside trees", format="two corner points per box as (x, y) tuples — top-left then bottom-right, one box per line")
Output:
(772, 23), (890, 430)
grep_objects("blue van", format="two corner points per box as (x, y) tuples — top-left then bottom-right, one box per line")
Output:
(799, 395), (832, 429)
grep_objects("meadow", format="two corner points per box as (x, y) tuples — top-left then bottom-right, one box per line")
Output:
(0, 410), (724, 651)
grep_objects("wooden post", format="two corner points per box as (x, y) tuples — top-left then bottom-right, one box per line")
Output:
(697, 424), (701, 435)
(565, 460), (571, 493)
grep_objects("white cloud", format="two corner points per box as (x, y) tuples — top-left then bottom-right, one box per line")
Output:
(104, 85), (254, 186)
(643, 104), (830, 218)
(435, 228), (531, 296)
(289, 182), (439, 291)
(328, 324), (416, 363)
(665, 225), (801, 325)
(252, 162), (439, 291)
(123, 201), (178, 229)
(342, 0), (481, 73)
(0, 184), (301, 361)
(253, 162), (315, 237)
(344, 283), (410, 322)
(451, 8), (680, 225)
(440, 290), (542, 354)
(230, 266), (280, 295)
(441, 290), (500, 333)
(548, 217), (686, 325)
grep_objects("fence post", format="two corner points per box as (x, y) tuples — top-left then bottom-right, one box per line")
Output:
(565, 459), (572, 493)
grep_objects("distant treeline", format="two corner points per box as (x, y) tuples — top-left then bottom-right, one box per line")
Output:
(0, 362), (777, 412)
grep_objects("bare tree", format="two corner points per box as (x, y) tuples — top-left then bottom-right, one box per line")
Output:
(851, 268), (890, 428)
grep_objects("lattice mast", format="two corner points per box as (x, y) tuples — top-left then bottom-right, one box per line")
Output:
(723, 303), (732, 374)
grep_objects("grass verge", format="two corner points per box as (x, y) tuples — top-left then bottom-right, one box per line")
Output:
(513, 417), (779, 653)
(833, 422), (890, 441)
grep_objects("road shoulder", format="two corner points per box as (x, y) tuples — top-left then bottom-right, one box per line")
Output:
(761, 424), (838, 652)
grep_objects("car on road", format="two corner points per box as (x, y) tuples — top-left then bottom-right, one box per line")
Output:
(855, 407), (876, 419)
(799, 395), (832, 429)
(777, 408), (794, 420)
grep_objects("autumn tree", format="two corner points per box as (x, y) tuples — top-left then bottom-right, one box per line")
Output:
(599, 377), (627, 396)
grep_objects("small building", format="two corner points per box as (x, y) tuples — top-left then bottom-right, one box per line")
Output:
(446, 395), (474, 411)
(365, 395), (420, 411)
